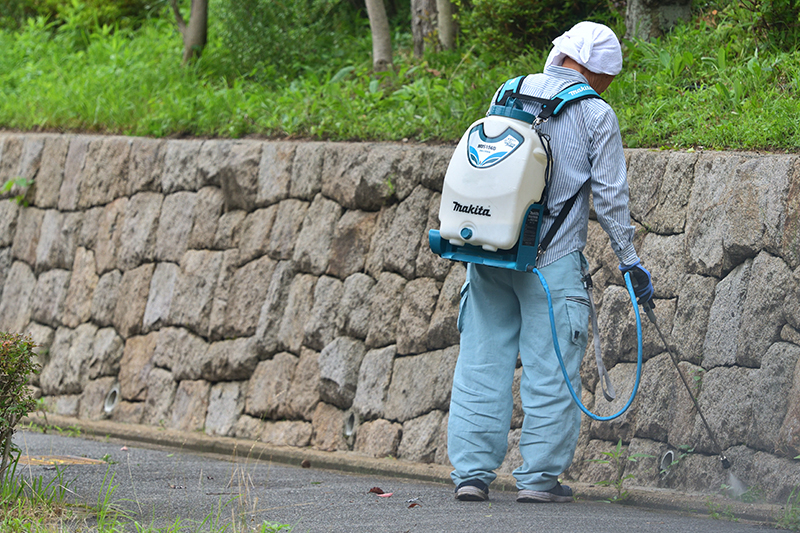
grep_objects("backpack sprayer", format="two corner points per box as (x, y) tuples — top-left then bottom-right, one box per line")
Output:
(428, 76), (597, 272)
(429, 75), (733, 469)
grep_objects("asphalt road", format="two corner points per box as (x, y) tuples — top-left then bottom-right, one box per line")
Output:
(13, 429), (777, 532)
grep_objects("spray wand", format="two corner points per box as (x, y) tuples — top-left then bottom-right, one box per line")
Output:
(640, 300), (731, 470)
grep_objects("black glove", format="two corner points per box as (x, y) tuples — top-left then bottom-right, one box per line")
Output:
(619, 260), (655, 308)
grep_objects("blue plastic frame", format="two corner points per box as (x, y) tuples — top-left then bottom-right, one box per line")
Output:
(428, 203), (545, 272)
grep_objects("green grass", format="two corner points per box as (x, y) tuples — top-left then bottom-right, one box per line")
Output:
(0, 452), (293, 532)
(0, 4), (798, 150)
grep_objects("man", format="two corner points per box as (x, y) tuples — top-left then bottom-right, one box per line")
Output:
(447, 21), (654, 503)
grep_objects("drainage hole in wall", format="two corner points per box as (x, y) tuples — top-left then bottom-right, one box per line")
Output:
(104, 384), (120, 415)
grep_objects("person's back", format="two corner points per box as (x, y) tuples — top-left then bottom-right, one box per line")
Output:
(503, 66), (637, 270)
(447, 21), (655, 504)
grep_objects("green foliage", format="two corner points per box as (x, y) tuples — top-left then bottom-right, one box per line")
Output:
(454, 0), (620, 58)
(588, 439), (653, 502)
(706, 497), (739, 521)
(780, 487), (800, 530)
(737, 485), (764, 503)
(0, 0), (40, 30)
(614, 11), (800, 150)
(0, 332), (40, 483)
(215, 0), (367, 84)
(1, 462), (72, 531)
(0, 0), (166, 32)
(736, 0), (800, 50)
(1, 178), (34, 207)
(0, 1), (798, 149)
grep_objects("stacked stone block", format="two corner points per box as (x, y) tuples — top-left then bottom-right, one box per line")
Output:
(1, 133), (800, 502)
(0, 133), (458, 468)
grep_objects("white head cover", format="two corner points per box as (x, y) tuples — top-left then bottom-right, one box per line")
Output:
(544, 21), (622, 76)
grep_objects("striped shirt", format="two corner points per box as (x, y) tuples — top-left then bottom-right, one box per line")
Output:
(491, 65), (639, 268)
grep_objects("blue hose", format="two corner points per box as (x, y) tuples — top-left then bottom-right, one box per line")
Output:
(533, 269), (643, 421)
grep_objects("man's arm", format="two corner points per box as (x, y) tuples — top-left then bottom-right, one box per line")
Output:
(588, 102), (655, 305)
(587, 102), (639, 266)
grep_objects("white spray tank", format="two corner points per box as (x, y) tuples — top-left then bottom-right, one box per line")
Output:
(438, 106), (549, 252)
(429, 76), (601, 272)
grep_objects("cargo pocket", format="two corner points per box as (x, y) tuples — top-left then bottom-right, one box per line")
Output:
(565, 295), (590, 347)
(457, 281), (470, 333)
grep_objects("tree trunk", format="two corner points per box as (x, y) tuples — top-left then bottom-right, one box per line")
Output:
(366, 0), (393, 71)
(436, 0), (455, 50)
(170, 0), (208, 65)
(0, 419), (15, 482)
(625, 0), (691, 40)
(412, 0), (437, 58)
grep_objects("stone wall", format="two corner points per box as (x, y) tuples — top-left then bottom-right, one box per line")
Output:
(1, 133), (799, 502)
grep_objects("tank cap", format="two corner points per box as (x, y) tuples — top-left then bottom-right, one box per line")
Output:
(460, 228), (473, 240)
(487, 105), (535, 124)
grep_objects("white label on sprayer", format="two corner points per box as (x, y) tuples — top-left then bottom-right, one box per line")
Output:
(467, 125), (524, 169)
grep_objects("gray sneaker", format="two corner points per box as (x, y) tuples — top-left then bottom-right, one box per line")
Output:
(455, 480), (489, 501)
(517, 482), (573, 503)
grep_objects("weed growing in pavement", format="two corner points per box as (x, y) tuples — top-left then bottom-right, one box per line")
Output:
(778, 487), (800, 531)
(588, 439), (653, 503)
(100, 454), (118, 465)
(0, 458), (77, 531)
(706, 497), (739, 522)
(736, 485), (764, 504)
(93, 469), (129, 531)
(2, 430), (294, 532)
(21, 421), (83, 438)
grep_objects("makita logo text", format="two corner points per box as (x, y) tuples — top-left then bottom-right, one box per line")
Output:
(453, 202), (491, 216)
(477, 143), (496, 151)
(567, 85), (592, 97)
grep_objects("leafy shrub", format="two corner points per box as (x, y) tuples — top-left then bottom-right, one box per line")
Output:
(741, 0), (800, 50)
(0, 0), (166, 32)
(215, 0), (367, 83)
(0, 0), (39, 29)
(0, 3), (798, 149)
(0, 332), (40, 483)
(453, 0), (616, 58)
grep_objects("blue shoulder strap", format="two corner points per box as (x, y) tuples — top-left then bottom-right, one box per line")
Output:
(492, 79), (602, 120)
(545, 83), (601, 117)
(488, 76), (536, 123)
(493, 75), (528, 106)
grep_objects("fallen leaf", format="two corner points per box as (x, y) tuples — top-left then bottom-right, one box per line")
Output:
(378, 493), (393, 498)
(368, 487), (385, 494)
(408, 502), (421, 508)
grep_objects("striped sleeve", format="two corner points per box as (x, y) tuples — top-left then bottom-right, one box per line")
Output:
(587, 103), (639, 266)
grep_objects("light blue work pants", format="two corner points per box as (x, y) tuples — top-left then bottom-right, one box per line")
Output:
(448, 251), (590, 491)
